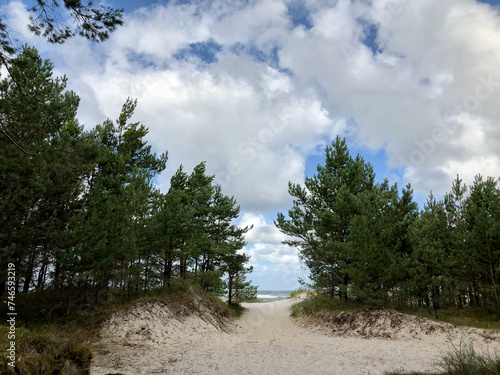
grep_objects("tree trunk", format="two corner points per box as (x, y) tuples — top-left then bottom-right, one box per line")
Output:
(180, 256), (186, 279)
(342, 273), (349, 302)
(23, 248), (36, 293)
(144, 253), (149, 295)
(36, 257), (48, 290)
(487, 242), (500, 309)
(228, 274), (233, 305)
(53, 254), (61, 291)
(164, 252), (173, 286)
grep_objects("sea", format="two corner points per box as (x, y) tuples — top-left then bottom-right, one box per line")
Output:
(255, 290), (293, 303)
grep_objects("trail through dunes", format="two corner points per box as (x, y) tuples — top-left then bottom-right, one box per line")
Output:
(91, 297), (500, 375)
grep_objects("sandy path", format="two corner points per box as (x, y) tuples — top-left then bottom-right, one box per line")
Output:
(91, 298), (500, 375)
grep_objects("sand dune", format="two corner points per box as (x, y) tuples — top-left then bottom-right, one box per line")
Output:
(91, 297), (500, 375)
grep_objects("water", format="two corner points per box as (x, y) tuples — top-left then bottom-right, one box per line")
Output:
(255, 290), (293, 303)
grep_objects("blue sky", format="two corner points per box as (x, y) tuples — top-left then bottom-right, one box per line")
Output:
(477, 0), (500, 7)
(3, 0), (500, 289)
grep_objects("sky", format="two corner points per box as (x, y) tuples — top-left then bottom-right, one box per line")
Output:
(2, 0), (500, 290)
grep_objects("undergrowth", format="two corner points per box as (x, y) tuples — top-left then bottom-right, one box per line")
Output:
(0, 279), (236, 374)
(227, 302), (247, 317)
(290, 293), (365, 318)
(290, 293), (500, 331)
(0, 325), (92, 375)
(398, 306), (500, 331)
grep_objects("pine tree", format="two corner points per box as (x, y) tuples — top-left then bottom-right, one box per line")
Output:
(153, 166), (192, 286)
(463, 175), (500, 308)
(151, 163), (254, 296)
(75, 98), (167, 302)
(276, 136), (375, 300)
(184, 162), (214, 281)
(444, 175), (469, 307)
(1, 1), (123, 59)
(0, 46), (88, 297)
(348, 181), (417, 305)
(221, 252), (252, 305)
(409, 192), (453, 313)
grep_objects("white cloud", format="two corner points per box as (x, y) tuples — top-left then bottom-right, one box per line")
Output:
(280, 0), (500, 195)
(111, 3), (214, 60)
(239, 212), (286, 245)
(245, 262), (306, 290)
(238, 212), (306, 287)
(211, 0), (289, 48)
(252, 244), (300, 265)
(63, 44), (334, 210)
(4, 1), (36, 44)
(5, 0), (500, 288)
(244, 244), (306, 290)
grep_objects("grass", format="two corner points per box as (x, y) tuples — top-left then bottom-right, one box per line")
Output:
(0, 325), (92, 374)
(290, 293), (500, 331)
(289, 288), (311, 299)
(386, 342), (500, 375)
(0, 279), (237, 374)
(397, 306), (500, 331)
(290, 294), (500, 375)
(227, 302), (247, 317)
(290, 293), (366, 318)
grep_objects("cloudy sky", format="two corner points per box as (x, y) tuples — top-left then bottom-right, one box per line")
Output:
(3, 0), (500, 289)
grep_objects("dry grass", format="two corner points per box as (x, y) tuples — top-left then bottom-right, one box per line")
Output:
(387, 342), (500, 375)
(0, 325), (92, 374)
(289, 288), (312, 299)
(398, 306), (500, 331)
(291, 295), (500, 375)
(291, 294), (500, 331)
(290, 293), (364, 318)
(0, 279), (235, 374)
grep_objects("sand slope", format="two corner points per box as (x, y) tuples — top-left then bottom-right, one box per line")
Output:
(91, 297), (500, 375)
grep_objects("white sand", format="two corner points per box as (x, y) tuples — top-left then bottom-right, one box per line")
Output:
(91, 297), (500, 375)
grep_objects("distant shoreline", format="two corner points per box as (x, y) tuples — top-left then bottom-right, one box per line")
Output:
(255, 290), (292, 302)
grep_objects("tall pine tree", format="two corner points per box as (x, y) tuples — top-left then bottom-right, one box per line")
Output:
(276, 136), (375, 300)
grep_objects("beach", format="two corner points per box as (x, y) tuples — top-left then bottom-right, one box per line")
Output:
(91, 296), (500, 375)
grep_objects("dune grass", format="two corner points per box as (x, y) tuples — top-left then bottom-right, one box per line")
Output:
(397, 306), (500, 331)
(289, 288), (312, 299)
(0, 279), (236, 374)
(289, 294), (500, 375)
(386, 342), (500, 375)
(290, 293), (500, 331)
(0, 324), (92, 375)
(290, 293), (365, 318)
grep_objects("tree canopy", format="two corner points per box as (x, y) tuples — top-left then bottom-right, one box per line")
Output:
(0, 0), (123, 57)
(276, 137), (500, 311)
(0, 47), (255, 317)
